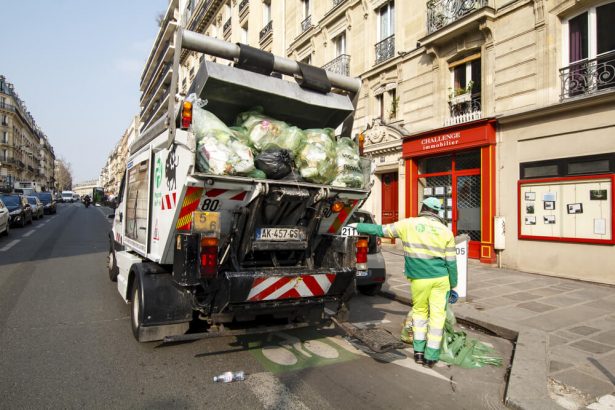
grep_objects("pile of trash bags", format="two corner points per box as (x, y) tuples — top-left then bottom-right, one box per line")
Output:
(192, 103), (366, 188)
(439, 307), (503, 368)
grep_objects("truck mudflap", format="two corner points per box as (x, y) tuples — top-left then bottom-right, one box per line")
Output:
(223, 268), (356, 304)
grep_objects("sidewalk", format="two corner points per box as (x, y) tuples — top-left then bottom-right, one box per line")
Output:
(379, 243), (615, 409)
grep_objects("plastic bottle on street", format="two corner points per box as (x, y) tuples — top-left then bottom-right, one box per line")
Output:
(213, 371), (245, 383)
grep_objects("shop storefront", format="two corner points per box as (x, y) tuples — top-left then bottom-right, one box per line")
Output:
(402, 119), (496, 263)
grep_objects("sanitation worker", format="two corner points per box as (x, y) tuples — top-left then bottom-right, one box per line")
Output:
(348, 197), (457, 368)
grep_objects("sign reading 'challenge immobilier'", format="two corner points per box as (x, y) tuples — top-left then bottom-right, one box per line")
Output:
(402, 119), (496, 158)
(421, 132), (461, 150)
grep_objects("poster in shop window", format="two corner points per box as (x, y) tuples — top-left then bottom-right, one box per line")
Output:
(519, 177), (613, 243)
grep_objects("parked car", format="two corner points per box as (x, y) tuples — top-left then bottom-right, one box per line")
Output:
(27, 196), (44, 220)
(346, 210), (387, 296)
(0, 198), (9, 236)
(0, 193), (33, 227)
(37, 192), (57, 214)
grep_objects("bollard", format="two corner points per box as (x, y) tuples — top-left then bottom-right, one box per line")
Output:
(454, 234), (470, 301)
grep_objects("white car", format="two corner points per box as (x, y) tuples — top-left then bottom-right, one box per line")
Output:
(0, 198), (9, 236)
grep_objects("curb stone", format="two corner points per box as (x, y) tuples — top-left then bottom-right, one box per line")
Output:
(379, 290), (562, 410)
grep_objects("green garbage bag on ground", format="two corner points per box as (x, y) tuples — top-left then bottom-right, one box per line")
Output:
(439, 307), (503, 368)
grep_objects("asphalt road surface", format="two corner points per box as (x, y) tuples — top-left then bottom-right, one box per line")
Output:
(0, 202), (513, 409)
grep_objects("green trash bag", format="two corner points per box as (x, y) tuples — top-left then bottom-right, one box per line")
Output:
(439, 307), (503, 368)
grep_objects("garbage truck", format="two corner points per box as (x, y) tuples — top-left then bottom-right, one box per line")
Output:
(108, 29), (400, 350)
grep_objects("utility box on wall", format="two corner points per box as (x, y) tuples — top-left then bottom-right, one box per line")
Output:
(494, 216), (505, 250)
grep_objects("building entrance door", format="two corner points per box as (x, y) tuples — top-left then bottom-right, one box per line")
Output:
(381, 171), (398, 225)
(417, 150), (481, 259)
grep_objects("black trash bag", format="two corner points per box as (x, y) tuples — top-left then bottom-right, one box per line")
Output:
(254, 149), (293, 179)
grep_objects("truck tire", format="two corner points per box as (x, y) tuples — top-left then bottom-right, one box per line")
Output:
(130, 276), (144, 341)
(108, 247), (119, 282)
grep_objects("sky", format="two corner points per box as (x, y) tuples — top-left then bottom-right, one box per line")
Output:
(0, 0), (168, 183)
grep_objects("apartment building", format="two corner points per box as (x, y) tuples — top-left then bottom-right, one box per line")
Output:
(100, 115), (139, 196)
(140, 0), (615, 283)
(0, 75), (55, 192)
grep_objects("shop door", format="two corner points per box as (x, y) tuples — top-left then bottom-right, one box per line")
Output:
(417, 151), (481, 259)
(381, 172), (398, 225)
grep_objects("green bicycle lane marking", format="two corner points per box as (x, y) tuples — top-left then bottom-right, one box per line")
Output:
(241, 328), (361, 374)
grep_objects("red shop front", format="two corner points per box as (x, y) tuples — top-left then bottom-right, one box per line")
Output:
(402, 119), (496, 263)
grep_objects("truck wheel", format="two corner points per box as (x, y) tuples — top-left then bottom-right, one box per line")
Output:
(358, 284), (382, 296)
(108, 248), (119, 282)
(130, 277), (144, 341)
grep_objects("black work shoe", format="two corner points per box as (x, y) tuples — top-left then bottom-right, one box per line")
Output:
(414, 352), (425, 365)
(423, 359), (437, 368)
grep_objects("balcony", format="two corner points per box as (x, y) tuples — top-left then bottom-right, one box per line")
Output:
(0, 102), (15, 112)
(445, 92), (482, 126)
(560, 51), (615, 100)
(375, 35), (395, 65)
(332, 0), (346, 7)
(239, 0), (249, 19)
(223, 17), (232, 38)
(426, 0), (488, 34)
(323, 54), (350, 76)
(301, 15), (312, 33)
(260, 20), (273, 44)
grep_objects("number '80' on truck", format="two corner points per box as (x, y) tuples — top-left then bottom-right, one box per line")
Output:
(108, 29), (373, 343)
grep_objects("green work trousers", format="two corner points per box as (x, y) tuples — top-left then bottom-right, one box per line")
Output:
(409, 276), (450, 361)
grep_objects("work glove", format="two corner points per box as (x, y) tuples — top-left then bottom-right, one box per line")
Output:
(448, 289), (459, 304)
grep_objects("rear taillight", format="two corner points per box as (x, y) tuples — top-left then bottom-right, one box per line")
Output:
(356, 237), (368, 271)
(200, 236), (218, 278)
(181, 100), (193, 129)
(357, 133), (365, 156)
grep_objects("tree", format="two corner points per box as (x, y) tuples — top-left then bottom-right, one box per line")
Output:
(55, 158), (73, 191)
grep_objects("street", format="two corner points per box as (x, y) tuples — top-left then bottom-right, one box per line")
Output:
(0, 203), (512, 409)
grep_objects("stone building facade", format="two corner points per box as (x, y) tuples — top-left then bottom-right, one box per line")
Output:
(0, 75), (55, 192)
(138, 0), (615, 283)
(100, 116), (139, 197)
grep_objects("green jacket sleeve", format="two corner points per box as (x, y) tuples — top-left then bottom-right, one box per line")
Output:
(355, 223), (384, 237)
(446, 235), (458, 288)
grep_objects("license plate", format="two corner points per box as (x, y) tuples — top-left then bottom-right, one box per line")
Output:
(256, 228), (303, 241)
(356, 270), (369, 277)
(340, 226), (358, 237)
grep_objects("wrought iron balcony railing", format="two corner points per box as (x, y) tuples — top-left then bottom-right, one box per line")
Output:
(375, 35), (395, 65)
(239, 0), (250, 14)
(560, 50), (615, 100)
(301, 15), (312, 33)
(239, 0), (249, 17)
(223, 17), (232, 36)
(445, 92), (482, 126)
(323, 54), (350, 76)
(260, 20), (273, 42)
(426, 0), (488, 34)
(332, 0), (347, 7)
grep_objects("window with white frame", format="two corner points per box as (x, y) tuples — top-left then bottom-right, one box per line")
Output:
(241, 25), (249, 44)
(378, 1), (395, 41)
(334, 32), (346, 56)
(263, 1), (271, 25)
(450, 57), (481, 99)
(302, 0), (310, 19)
(562, 2), (615, 96)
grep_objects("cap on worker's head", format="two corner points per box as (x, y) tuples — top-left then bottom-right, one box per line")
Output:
(422, 197), (442, 212)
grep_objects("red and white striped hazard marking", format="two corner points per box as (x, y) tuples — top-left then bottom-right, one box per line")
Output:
(161, 192), (177, 210)
(204, 189), (247, 201)
(247, 274), (336, 301)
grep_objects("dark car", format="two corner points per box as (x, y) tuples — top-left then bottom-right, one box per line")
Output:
(37, 192), (57, 214)
(346, 210), (387, 296)
(27, 196), (44, 220)
(0, 194), (33, 227)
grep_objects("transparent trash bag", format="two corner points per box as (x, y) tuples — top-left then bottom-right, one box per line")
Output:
(439, 307), (503, 369)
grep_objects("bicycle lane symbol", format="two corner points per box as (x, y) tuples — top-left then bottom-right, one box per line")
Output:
(245, 328), (360, 374)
